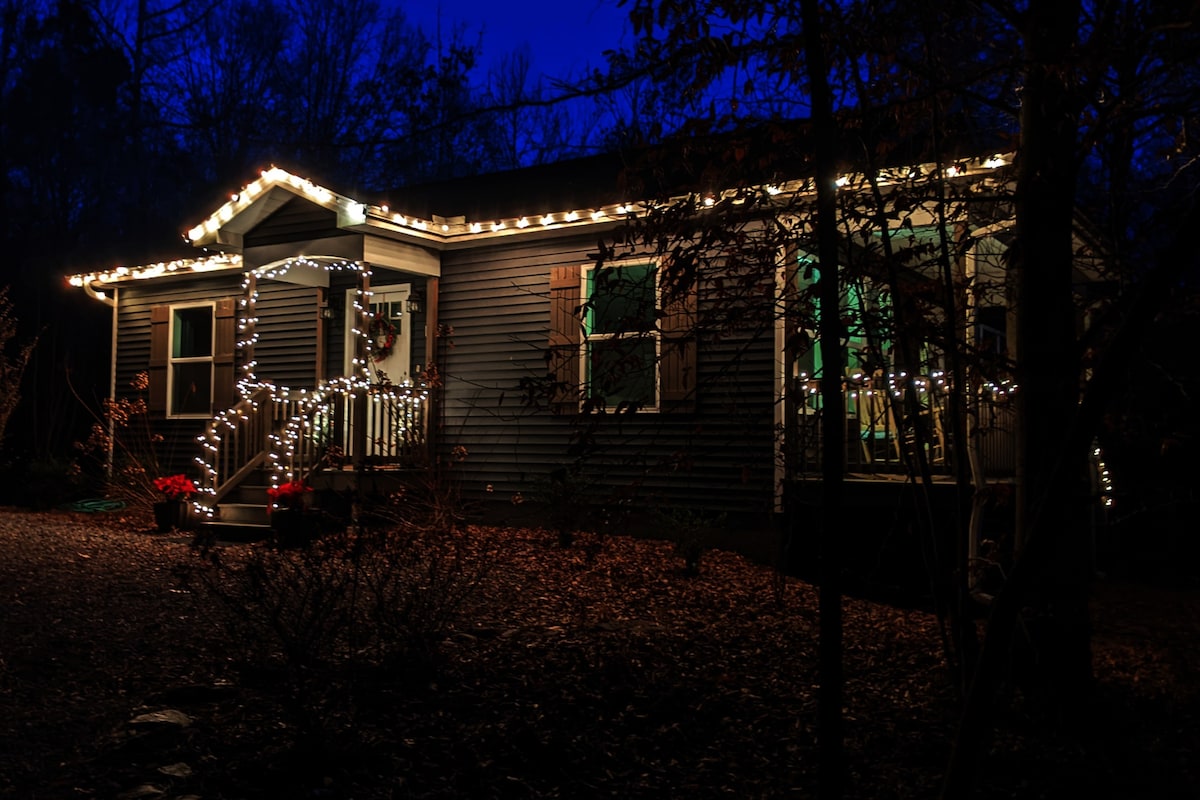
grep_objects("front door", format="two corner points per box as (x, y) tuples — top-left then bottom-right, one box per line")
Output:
(345, 285), (411, 383)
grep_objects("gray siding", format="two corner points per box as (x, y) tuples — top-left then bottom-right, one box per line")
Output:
(324, 274), (358, 380)
(116, 274), (244, 478)
(253, 281), (319, 389)
(437, 234), (778, 518)
(243, 195), (359, 257)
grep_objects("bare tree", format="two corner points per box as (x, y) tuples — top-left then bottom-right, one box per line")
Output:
(480, 45), (582, 168)
(572, 0), (1200, 796)
(163, 0), (290, 187)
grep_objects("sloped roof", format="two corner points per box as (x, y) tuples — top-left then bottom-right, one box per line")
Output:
(69, 148), (1015, 291)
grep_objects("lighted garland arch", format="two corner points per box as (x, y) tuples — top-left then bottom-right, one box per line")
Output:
(237, 256), (380, 395)
(192, 256), (428, 516)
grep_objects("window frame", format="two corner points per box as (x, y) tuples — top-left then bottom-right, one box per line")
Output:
(166, 302), (216, 418)
(580, 259), (662, 413)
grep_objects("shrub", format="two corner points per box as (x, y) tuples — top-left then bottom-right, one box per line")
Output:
(652, 505), (728, 576)
(0, 455), (83, 510)
(532, 465), (594, 547)
(74, 371), (178, 512)
(186, 483), (490, 749)
(0, 286), (36, 447)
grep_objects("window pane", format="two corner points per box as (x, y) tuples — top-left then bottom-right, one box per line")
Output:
(976, 306), (1006, 354)
(172, 362), (212, 415)
(587, 264), (656, 334)
(371, 301), (403, 334)
(587, 337), (655, 408)
(796, 261), (893, 377)
(173, 307), (213, 358)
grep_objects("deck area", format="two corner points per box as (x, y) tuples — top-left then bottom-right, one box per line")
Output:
(785, 372), (1018, 481)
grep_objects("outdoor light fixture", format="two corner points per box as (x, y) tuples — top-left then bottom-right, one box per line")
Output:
(407, 291), (424, 314)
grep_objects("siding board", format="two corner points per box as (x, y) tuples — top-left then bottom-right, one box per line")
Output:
(253, 282), (319, 388)
(437, 233), (777, 518)
(109, 210), (779, 519)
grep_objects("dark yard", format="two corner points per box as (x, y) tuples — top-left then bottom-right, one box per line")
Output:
(0, 508), (1196, 799)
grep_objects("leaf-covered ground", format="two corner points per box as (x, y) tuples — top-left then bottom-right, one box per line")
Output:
(0, 508), (1196, 799)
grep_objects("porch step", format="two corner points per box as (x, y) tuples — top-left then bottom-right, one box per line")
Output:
(194, 518), (271, 543)
(190, 500), (273, 544)
(223, 482), (272, 506)
(218, 502), (271, 526)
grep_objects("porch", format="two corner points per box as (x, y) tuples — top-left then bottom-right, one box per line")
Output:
(192, 378), (429, 530)
(781, 371), (1018, 598)
(784, 371), (1018, 480)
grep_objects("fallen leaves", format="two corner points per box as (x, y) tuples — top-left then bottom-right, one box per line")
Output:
(0, 510), (1196, 799)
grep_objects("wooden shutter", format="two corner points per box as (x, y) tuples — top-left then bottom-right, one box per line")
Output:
(213, 298), (237, 410)
(660, 278), (697, 412)
(548, 265), (582, 413)
(148, 305), (169, 413)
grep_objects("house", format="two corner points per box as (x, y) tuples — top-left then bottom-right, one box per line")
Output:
(67, 149), (1105, 547)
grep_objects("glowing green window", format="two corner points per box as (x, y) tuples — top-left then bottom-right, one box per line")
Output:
(583, 263), (658, 409)
(169, 305), (214, 416)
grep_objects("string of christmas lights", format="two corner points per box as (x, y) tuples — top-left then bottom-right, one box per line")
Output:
(192, 377), (428, 518)
(69, 155), (1015, 291)
(1093, 442), (1115, 508)
(794, 370), (1017, 400)
(193, 256), (425, 518)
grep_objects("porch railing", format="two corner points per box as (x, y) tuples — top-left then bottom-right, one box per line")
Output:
(790, 372), (1017, 478)
(194, 384), (283, 511)
(195, 380), (428, 516)
(272, 381), (428, 483)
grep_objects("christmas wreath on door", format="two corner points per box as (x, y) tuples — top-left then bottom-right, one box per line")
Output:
(368, 313), (397, 362)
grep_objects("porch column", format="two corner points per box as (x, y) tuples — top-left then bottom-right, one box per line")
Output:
(424, 275), (439, 459)
(241, 272), (257, 390)
(315, 286), (328, 383)
(352, 266), (370, 466)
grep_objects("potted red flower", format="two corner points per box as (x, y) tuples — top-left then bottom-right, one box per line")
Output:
(152, 474), (195, 532)
(267, 479), (313, 510)
(267, 480), (317, 547)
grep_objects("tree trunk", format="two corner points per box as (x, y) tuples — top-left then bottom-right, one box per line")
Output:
(1011, 0), (1092, 716)
(942, 1), (1087, 795)
(802, 1), (845, 797)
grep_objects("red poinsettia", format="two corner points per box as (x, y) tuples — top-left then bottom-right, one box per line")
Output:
(153, 474), (196, 502)
(267, 479), (312, 510)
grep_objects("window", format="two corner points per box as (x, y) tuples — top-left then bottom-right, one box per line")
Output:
(169, 305), (214, 416)
(548, 263), (695, 414)
(794, 258), (892, 379)
(975, 306), (1008, 354)
(583, 262), (659, 409)
(149, 299), (235, 417)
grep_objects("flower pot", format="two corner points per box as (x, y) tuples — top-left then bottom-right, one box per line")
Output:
(153, 500), (189, 533)
(270, 509), (319, 548)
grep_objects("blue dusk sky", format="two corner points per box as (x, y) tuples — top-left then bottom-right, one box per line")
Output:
(397, 0), (634, 82)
